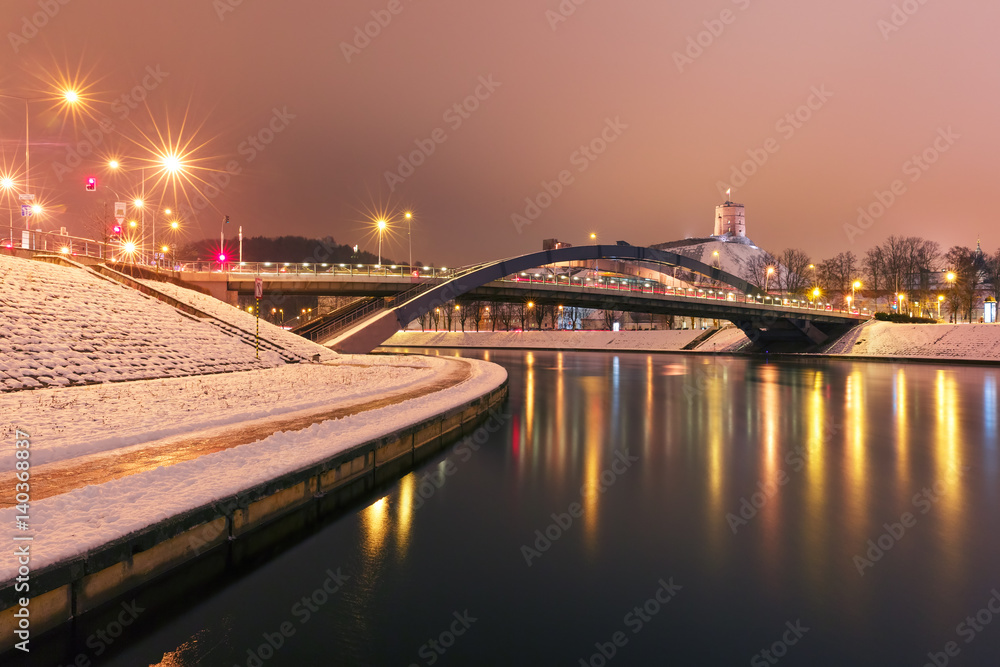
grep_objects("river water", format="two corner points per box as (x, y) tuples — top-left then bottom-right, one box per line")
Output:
(73, 351), (1000, 665)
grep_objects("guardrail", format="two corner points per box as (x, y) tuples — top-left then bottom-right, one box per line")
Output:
(3, 229), (117, 259)
(305, 265), (491, 342)
(497, 275), (871, 316)
(176, 261), (462, 278)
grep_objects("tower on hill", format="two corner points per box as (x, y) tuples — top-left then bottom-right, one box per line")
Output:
(714, 200), (746, 238)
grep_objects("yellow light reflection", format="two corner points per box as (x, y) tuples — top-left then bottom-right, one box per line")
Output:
(361, 496), (390, 557)
(844, 370), (867, 544)
(581, 382), (605, 555)
(804, 369), (827, 582)
(396, 474), (414, 556)
(894, 368), (910, 490)
(933, 369), (962, 572)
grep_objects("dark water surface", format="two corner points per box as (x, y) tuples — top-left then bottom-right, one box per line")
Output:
(62, 351), (1000, 665)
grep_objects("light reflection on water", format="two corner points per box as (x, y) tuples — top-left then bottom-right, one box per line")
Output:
(98, 351), (1000, 667)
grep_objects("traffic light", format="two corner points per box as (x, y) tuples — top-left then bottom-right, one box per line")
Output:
(218, 253), (227, 262)
(112, 224), (122, 235)
(86, 177), (97, 191)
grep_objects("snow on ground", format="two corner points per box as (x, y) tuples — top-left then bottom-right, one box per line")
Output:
(654, 237), (772, 285)
(0, 357), (438, 470)
(697, 326), (752, 352)
(0, 358), (507, 580)
(0, 255), (280, 391)
(382, 330), (706, 350)
(137, 278), (338, 362)
(834, 322), (1000, 360)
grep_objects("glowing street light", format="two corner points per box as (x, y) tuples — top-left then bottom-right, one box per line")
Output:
(404, 211), (414, 269)
(376, 218), (387, 266)
(937, 294), (945, 318)
(1, 176), (15, 246)
(764, 266), (775, 293)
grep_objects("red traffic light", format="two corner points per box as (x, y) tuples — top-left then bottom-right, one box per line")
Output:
(218, 254), (227, 262)
(86, 177), (97, 191)
(112, 224), (122, 234)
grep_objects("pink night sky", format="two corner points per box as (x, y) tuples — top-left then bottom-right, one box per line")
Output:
(1, 0), (997, 266)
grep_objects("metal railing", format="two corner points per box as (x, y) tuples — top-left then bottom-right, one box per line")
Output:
(497, 274), (871, 317)
(304, 265), (491, 342)
(174, 261), (462, 278)
(4, 229), (118, 259)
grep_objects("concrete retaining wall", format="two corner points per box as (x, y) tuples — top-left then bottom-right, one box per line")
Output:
(0, 382), (507, 653)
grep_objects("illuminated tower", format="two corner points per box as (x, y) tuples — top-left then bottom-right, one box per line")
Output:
(714, 200), (746, 238)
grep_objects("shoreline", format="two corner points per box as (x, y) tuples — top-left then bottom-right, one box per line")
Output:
(0, 365), (508, 654)
(381, 328), (1000, 366)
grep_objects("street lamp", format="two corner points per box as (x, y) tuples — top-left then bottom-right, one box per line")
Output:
(1, 176), (15, 246)
(898, 293), (906, 315)
(937, 294), (945, 319)
(1, 89), (82, 227)
(765, 266), (775, 293)
(376, 219), (387, 267)
(404, 211), (413, 270)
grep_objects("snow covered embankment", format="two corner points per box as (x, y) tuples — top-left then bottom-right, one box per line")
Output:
(827, 321), (1000, 361)
(0, 357), (507, 581)
(0, 254), (282, 391)
(0, 357), (437, 470)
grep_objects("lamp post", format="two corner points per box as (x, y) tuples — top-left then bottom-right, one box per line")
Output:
(764, 266), (775, 294)
(2, 90), (79, 232)
(1, 177), (14, 246)
(376, 219), (387, 267)
(946, 271), (957, 322)
(405, 211), (413, 270)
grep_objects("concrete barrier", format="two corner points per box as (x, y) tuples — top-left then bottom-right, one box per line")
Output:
(0, 382), (507, 654)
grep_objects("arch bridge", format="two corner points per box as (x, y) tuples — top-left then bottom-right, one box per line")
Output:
(323, 245), (867, 353)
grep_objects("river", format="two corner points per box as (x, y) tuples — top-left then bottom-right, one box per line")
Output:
(55, 350), (1000, 665)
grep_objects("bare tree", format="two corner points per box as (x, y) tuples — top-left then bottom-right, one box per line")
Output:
(778, 248), (812, 296)
(818, 251), (859, 305)
(601, 308), (623, 330)
(985, 250), (1000, 303)
(532, 301), (546, 330)
(863, 246), (886, 310)
(746, 250), (778, 290)
(467, 300), (485, 331)
(944, 246), (984, 322)
(444, 302), (456, 331)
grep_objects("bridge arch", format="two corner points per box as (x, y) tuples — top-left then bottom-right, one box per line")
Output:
(392, 244), (762, 327)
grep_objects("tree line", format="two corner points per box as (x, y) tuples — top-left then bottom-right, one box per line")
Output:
(750, 236), (1000, 320)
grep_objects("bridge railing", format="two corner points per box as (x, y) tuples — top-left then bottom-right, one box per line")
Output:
(171, 261), (463, 279)
(496, 275), (871, 317)
(305, 263), (494, 342)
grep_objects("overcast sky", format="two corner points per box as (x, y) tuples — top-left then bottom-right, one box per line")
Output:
(1, 0), (996, 265)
